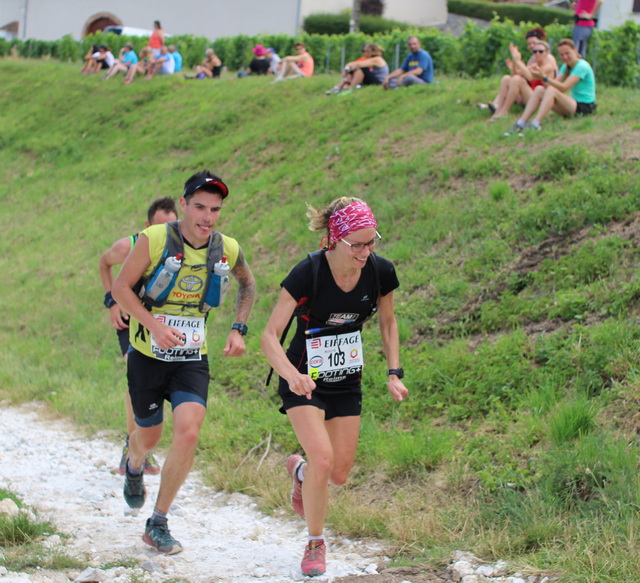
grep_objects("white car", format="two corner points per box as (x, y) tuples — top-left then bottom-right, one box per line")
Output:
(104, 26), (171, 38)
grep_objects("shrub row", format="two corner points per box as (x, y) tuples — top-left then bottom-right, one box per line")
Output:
(303, 12), (412, 35)
(449, 0), (573, 27)
(1, 19), (638, 85)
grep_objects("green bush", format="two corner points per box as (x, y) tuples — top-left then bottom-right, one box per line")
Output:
(303, 13), (411, 35)
(3, 20), (638, 83)
(448, 0), (573, 27)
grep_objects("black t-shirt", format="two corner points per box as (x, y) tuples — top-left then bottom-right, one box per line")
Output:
(280, 251), (399, 387)
(249, 58), (271, 75)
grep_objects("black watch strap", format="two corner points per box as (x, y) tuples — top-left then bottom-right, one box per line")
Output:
(388, 367), (404, 379)
(231, 322), (248, 336)
(104, 291), (117, 309)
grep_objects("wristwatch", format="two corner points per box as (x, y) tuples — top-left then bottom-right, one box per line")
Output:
(104, 291), (117, 309)
(542, 76), (549, 83)
(388, 367), (404, 379)
(231, 322), (248, 336)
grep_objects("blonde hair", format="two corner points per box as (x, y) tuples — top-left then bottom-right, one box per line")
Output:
(307, 197), (363, 235)
(365, 43), (383, 57)
(533, 41), (549, 51)
(205, 48), (215, 56)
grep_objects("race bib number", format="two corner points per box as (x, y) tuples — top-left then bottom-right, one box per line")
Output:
(306, 331), (364, 383)
(151, 315), (205, 362)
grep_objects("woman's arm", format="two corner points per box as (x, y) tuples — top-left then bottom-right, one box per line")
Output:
(377, 292), (408, 403)
(261, 289), (317, 398)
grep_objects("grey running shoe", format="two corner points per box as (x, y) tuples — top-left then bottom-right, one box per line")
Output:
(143, 453), (161, 475)
(117, 440), (129, 476)
(504, 123), (524, 137)
(143, 519), (183, 554)
(525, 122), (542, 132)
(123, 466), (146, 509)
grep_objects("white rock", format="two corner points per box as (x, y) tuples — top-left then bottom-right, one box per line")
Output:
(253, 567), (268, 577)
(42, 534), (63, 548)
(475, 565), (495, 576)
(74, 567), (107, 582)
(0, 498), (20, 517)
(504, 578), (526, 583)
(462, 576), (486, 583)
(364, 563), (379, 574)
(450, 560), (475, 581)
(0, 566), (7, 575)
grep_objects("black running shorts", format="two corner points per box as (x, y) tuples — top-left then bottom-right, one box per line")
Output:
(278, 377), (362, 420)
(127, 349), (209, 427)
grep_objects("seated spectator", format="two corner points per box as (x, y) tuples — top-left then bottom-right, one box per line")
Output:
(272, 42), (314, 82)
(383, 36), (433, 89)
(146, 45), (175, 79)
(490, 41), (556, 120)
(95, 46), (115, 71)
(124, 47), (152, 85)
(238, 45), (271, 77)
(103, 43), (138, 80)
(326, 43), (389, 94)
(505, 38), (596, 135)
(266, 47), (281, 75)
(186, 48), (222, 79)
(168, 45), (183, 73)
(479, 27), (558, 115)
(81, 44), (100, 73)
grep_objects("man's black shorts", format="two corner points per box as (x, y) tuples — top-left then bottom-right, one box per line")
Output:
(278, 377), (362, 420)
(116, 324), (130, 357)
(127, 349), (209, 427)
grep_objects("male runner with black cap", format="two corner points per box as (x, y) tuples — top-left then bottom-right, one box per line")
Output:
(113, 170), (256, 554)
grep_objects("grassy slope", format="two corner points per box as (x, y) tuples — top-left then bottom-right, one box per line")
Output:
(2, 58), (640, 581)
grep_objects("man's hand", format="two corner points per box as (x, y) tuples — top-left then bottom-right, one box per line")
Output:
(150, 322), (186, 350)
(223, 330), (246, 357)
(109, 304), (129, 330)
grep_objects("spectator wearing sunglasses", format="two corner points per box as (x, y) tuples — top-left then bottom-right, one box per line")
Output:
(505, 38), (596, 135)
(479, 27), (558, 116)
(325, 43), (388, 94)
(490, 41), (556, 121)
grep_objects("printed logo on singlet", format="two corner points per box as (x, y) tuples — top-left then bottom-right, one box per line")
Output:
(361, 295), (369, 301)
(326, 313), (359, 325)
(149, 403), (159, 410)
(179, 275), (204, 292)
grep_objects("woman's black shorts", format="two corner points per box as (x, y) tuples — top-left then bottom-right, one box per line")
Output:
(278, 377), (362, 420)
(576, 102), (597, 115)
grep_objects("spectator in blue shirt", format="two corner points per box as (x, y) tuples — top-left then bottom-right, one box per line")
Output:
(383, 36), (433, 89)
(168, 45), (183, 73)
(103, 43), (139, 80)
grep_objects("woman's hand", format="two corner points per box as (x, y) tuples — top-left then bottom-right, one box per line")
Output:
(530, 64), (544, 79)
(388, 378), (408, 402)
(509, 43), (522, 62)
(286, 372), (317, 399)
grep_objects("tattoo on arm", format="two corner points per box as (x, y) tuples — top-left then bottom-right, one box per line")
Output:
(231, 246), (256, 322)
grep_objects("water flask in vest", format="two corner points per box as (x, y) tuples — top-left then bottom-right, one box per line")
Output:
(145, 253), (183, 301)
(203, 255), (230, 310)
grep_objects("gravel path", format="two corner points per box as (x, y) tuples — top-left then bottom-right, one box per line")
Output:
(0, 403), (390, 582)
(0, 403), (555, 583)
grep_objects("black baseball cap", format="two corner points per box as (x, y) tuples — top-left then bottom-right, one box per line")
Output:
(183, 176), (229, 198)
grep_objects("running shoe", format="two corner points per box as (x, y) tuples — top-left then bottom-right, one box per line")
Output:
(117, 440), (129, 476)
(144, 453), (161, 475)
(285, 454), (305, 516)
(504, 123), (524, 137)
(325, 86), (340, 95)
(524, 122), (542, 132)
(143, 519), (183, 555)
(301, 539), (326, 577)
(123, 466), (146, 509)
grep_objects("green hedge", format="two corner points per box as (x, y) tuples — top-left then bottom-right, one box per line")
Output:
(303, 13), (412, 35)
(3, 20), (639, 86)
(448, 0), (573, 27)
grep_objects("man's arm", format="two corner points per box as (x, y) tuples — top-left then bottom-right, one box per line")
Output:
(99, 236), (133, 329)
(112, 235), (186, 350)
(223, 246), (256, 357)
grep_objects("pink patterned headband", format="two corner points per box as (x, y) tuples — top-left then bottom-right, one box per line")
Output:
(328, 201), (378, 243)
